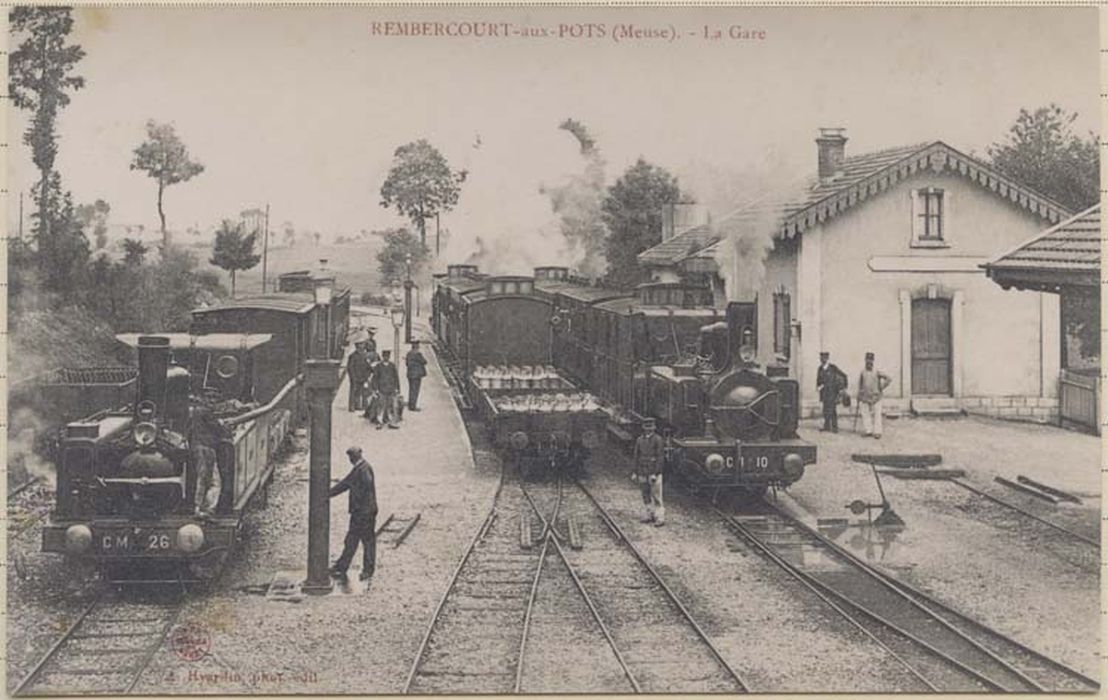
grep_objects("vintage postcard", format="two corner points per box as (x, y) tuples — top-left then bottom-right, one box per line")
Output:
(5, 4), (1101, 696)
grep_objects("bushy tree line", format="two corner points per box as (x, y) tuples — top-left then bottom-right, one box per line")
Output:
(8, 7), (224, 338)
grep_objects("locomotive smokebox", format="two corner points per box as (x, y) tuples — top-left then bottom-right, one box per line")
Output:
(136, 335), (171, 418)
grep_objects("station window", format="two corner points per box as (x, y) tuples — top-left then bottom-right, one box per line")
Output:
(912, 187), (948, 246)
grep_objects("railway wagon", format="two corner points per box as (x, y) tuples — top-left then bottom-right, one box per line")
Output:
(443, 263), (817, 496)
(42, 283), (350, 574)
(472, 367), (607, 477)
(433, 272), (554, 381)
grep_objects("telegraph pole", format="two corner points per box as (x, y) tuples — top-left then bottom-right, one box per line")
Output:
(435, 213), (441, 257)
(262, 204), (270, 293)
(18, 192), (24, 242)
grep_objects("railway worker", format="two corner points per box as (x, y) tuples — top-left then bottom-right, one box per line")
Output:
(371, 350), (401, 430)
(632, 418), (666, 526)
(856, 351), (892, 439)
(347, 342), (372, 412)
(405, 340), (428, 412)
(364, 328), (380, 363)
(190, 407), (227, 519)
(816, 351), (847, 433)
(329, 446), (378, 581)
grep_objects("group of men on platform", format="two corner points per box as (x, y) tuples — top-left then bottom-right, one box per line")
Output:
(817, 350), (892, 438)
(345, 330), (428, 430)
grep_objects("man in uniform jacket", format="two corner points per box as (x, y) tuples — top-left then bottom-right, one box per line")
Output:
(329, 446), (378, 581)
(405, 341), (428, 411)
(632, 418), (666, 526)
(371, 350), (401, 429)
(857, 351), (892, 439)
(816, 351), (847, 433)
(346, 343), (371, 412)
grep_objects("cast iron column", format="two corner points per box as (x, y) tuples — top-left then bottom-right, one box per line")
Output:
(303, 359), (341, 594)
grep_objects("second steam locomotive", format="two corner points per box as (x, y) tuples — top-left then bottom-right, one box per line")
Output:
(432, 264), (816, 495)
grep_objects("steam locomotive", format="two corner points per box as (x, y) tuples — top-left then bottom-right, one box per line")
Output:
(432, 265), (816, 495)
(42, 283), (350, 574)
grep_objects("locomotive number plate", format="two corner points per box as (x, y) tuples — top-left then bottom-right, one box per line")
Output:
(96, 528), (176, 553)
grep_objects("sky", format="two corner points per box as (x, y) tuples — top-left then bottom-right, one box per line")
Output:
(7, 5), (1099, 271)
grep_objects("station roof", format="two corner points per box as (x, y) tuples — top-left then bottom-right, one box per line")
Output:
(116, 333), (274, 351)
(983, 204), (1101, 292)
(639, 141), (1071, 267)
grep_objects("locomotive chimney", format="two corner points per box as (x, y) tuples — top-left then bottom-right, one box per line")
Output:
(135, 335), (171, 417)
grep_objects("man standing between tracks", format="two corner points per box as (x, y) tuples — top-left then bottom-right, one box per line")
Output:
(372, 350), (401, 429)
(405, 340), (427, 412)
(631, 418), (666, 526)
(816, 351), (847, 433)
(857, 351), (892, 439)
(330, 446), (378, 581)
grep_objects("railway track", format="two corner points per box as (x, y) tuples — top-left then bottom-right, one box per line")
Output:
(948, 478), (1099, 548)
(13, 586), (188, 696)
(404, 468), (748, 693)
(720, 501), (1098, 693)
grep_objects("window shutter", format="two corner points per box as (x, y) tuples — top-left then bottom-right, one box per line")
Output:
(943, 189), (953, 245)
(910, 188), (921, 243)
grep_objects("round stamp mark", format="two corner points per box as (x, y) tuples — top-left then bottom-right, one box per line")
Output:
(170, 622), (211, 662)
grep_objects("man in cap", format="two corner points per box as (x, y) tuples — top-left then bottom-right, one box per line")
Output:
(816, 351), (847, 433)
(405, 340), (428, 412)
(329, 446), (378, 581)
(371, 350), (401, 429)
(346, 342), (371, 412)
(363, 327), (379, 360)
(857, 352), (892, 439)
(631, 418), (666, 526)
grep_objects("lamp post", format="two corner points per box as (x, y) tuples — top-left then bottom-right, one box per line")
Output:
(403, 253), (414, 344)
(390, 304), (405, 366)
(315, 261), (333, 358)
(303, 275), (340, 595)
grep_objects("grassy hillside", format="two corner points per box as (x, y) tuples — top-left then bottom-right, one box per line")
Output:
(194, 242), (384, 297)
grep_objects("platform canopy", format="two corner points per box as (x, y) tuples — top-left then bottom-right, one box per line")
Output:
(982, 204), (1101, 293)
(115, 333), (273, 351)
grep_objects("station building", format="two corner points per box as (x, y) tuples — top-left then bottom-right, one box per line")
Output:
(639, 129), (1073, 421)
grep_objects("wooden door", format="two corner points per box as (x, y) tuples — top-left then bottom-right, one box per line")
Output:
(911, 298), (951, 395)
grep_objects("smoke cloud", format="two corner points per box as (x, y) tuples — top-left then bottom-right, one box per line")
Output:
(8, 406), (56, 489)
(540, 119), (608, 278)
(681, 152), (808, 302)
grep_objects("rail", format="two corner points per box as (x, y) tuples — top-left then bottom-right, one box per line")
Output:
(223, 373), (303, 427)
(738, 500), (1097, 692)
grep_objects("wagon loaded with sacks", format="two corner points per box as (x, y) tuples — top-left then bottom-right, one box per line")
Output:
(472, 365), (607, 478)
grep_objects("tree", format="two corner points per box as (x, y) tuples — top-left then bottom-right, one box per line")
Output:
(131, 120), (205, 248)
(988, 104), (1099, 213)
(209, 220), (261, 296)
(602, 159), (683, 288)
(76, 199), (111, 250)
(122, 238), (147, 266)
(31, 172), (90, 299)
(9, 7), (86, 242)
(380, 139), (464, 248)
(375, 228), (429, 284)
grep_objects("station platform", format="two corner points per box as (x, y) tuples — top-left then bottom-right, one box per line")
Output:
(135, 310), (503, 695)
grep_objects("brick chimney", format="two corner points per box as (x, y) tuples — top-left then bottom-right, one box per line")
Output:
(816, 128), (848, 182)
